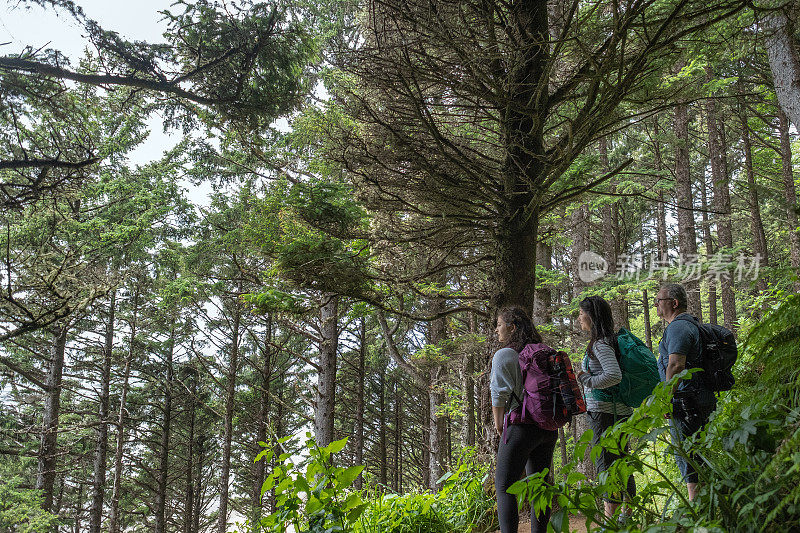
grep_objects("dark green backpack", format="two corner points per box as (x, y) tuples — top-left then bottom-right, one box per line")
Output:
(588, 328), (661, 408)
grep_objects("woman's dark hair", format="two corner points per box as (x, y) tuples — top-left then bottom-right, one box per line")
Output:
(497, 305), (542, 352)
(579, 296), (620, 357)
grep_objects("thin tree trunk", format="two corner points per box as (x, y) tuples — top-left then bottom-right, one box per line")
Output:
(777, 108), (800, 292)
(427, 309), (448, 491)
(184, 365), (197, 533)
(109, 286), (138, 533)
(378, 362), (388, 486)
(36, 322), (69, 513)
(653, 120), (669, 259)
(218, 298), (242, 533)
(738, 88), (769, 293)
(353, 318), (366, 489)
(252, 315), (272, 524)
(699, 172), (719, 325)
(705, 74), (737, 329)
(600, 137), (629, 328)
(533, 237), (552, 324)
(674, 103), (703, 319)
(89, 291), (115, 533)
(315, 293), (339, 447)
(394, 378), (402, 492)
(194, 436), (205, 533)
(155, 325), (176, 533)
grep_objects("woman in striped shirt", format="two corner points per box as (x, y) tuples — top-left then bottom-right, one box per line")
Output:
(575, 296), (636, 522)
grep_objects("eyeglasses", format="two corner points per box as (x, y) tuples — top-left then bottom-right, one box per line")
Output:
(653, 297), (675, 306)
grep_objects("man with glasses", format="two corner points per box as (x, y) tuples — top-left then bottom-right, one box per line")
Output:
(654, 283), (717, 501)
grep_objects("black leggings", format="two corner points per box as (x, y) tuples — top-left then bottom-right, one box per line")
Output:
(495, 424), (558, 533)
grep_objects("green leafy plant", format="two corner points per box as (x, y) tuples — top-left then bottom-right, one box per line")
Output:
(252, 434), (367, 533)
(354, 458), (494, 533)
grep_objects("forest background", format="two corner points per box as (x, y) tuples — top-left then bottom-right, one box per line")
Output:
(1, 0), (799, 531)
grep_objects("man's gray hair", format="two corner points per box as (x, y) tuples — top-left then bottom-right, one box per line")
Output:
(662, 283), (688, 311)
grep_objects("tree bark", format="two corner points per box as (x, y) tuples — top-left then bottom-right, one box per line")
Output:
(394, 379), (403, 492)
(353, 318), (366, 489)
(378, 362), (388, 486)
(184, 365), (197, 533)
(764, 6), (800, 129)
(600, 137), (629, 328)
(427, 311), (448, 491)
(777, 108), (800, 292)
(653, 120), (669, 259)
(89, 292), (115, 533)
(315, 293), (339, 447)
(705, 75), (737, 329)
(218, 297), (242, 533)
(674, 103), (703, 319)
(155, 325), (176, 533)
(109, 286), (138, 533)
(36, 321), (69, 513)
(738, 89), (769, 293)
(699, 172), (719, 325)
(252, 315), (273, 521)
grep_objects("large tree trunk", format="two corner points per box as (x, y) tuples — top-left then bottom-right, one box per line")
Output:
(155, 326), (176, 533)
(36, 322), (69, 512)
(218, 297), (242, 533)
(764, 6), (800, 129)
(315, 293), (339, 446)
(777, 108), (800, 292)
(494, 0), (547, 313)
(89, 292), (115, 533)
(674, 103), (703, 319)
(705, 75), (737, 329)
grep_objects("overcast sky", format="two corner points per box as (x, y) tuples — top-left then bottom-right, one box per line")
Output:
(0, 1), (214, 204)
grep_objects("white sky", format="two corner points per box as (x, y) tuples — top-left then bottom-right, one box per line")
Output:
(0, 0), (213, 204)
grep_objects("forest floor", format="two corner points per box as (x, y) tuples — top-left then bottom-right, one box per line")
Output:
(493, 515), (590, 533)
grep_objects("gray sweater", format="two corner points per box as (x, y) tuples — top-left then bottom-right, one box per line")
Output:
(577, 339), (633, 416)
(490, 347), (522, 412)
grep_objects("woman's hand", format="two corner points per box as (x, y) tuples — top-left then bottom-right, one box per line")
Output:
(575, 369), (586, 381)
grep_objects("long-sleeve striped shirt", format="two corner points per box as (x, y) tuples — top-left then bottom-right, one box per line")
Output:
(577, 339), (633, 416)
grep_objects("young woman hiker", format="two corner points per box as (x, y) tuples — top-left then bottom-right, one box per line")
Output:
(490, 305), (558, 533)
(575, 296), (636, 522)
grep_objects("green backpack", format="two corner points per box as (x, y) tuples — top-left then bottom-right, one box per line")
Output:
(588, 328), (661, 408)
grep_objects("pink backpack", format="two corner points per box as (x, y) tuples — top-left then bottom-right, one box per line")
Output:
(504, 343), (586, 439)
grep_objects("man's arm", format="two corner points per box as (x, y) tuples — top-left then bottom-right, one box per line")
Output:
(666, 353), (687, 390)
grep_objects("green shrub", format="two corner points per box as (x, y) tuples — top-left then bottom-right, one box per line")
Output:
(354, 458), (495, 533)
